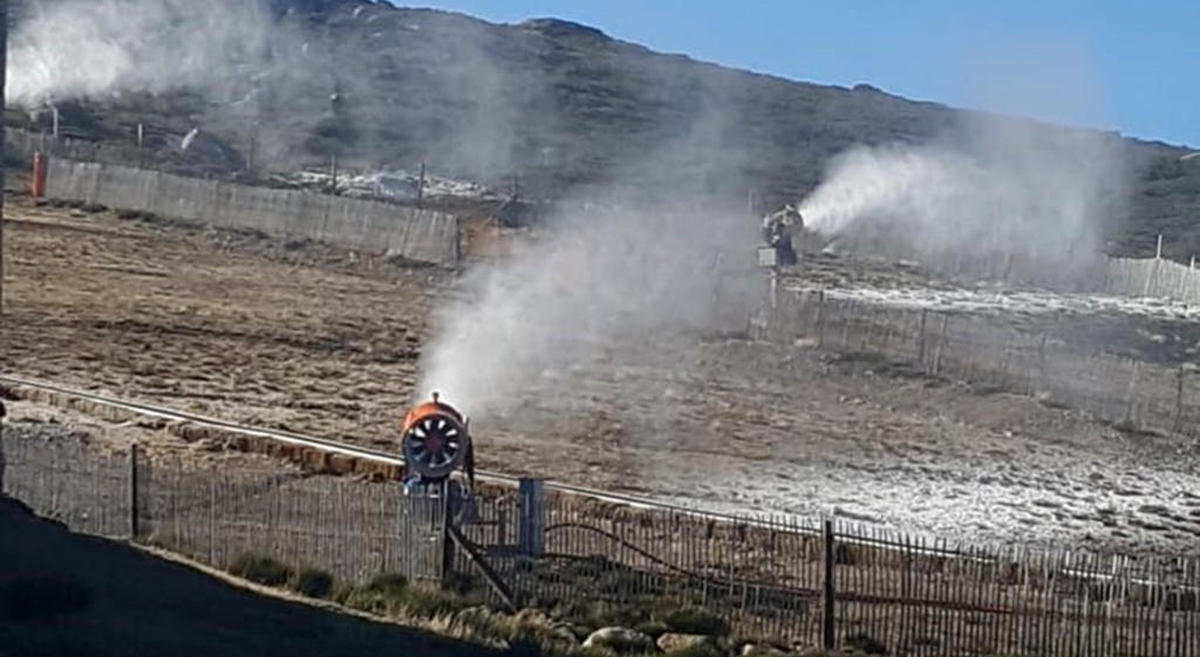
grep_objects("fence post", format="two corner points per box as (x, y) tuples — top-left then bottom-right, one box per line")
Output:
(440, 484), (454, 583)
(209, 467), (217, 564)
(518, 478), (545, 557)
(1124, 359), (1142, 427)
(822, 519), (836, 650)
(932, 314), (950, 376)
(815, 289), (825, 347)
(917, 309), (928, 369)
(1174, 364), (1185, 432)
(769, 267), (779, 313)
(1146, 235), (1163, 296)
(0, 401), (6, 495)
(128, 443), (140, 540)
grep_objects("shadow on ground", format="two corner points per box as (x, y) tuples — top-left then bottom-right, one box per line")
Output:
(0, 495), (505, 657)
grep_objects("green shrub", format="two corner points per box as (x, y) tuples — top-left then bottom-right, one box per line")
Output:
(845, 632), (886, 655)
(498, 609), (580, 657)
(116, 209), (159, 222)
(330, 583), (355, 605)
(664, 643), (725, 657)
(343, 575), (410, 616)
(362, 573), (408, 596)
(633, 619), (670, 638)
(400, 585), (468, 617)
(342, 575), (472, 620)
(442, 569), (482, 595)
(655, 606), (729, 636)
(560, 599), (652, 632)
(291, 568), (334, 599)
(229, 554), (293, 587)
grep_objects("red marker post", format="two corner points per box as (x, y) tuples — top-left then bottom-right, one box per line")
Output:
(31, 153), (46, 199)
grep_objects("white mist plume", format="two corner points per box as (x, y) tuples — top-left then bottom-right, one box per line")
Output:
(798, 118), (1125, 281)
(419, 70), (756, 419)
(802, 37), (1125, 285)
(7, 0), (280, 108)
(417, 202), (758, 418)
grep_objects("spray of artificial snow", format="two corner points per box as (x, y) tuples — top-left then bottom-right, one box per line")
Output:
(7, 0), (282, 108)
(799, 115), (1126, 285)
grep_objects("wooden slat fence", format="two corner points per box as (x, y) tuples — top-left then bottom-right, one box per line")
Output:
(764, 287), (1200, 438)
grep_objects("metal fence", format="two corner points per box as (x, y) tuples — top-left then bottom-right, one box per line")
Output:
(762, 287), (1200, 438)
(0, 436), (443, 584)
(3, 429), (1199, 655)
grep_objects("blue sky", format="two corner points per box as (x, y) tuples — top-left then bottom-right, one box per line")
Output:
(419, 1), (1198, 148)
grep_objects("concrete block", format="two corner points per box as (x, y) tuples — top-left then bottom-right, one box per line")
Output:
(321, 197), (356, 245)
(94, 164), (157, 212)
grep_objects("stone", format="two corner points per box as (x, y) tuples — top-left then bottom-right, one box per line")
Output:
(658, 632), (718, 653)
(742, 643), (788, 657)
(582, 626), (655, 654)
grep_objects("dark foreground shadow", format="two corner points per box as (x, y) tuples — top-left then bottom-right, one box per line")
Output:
(0, 496), (505, 657)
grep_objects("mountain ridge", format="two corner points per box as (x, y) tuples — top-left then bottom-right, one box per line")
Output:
(7, 0), (1199, 255)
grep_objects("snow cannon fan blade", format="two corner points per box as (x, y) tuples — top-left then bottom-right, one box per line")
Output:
(402, 392), (470, 482)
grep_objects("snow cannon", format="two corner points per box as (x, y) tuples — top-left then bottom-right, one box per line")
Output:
(401, 392), (474, 488)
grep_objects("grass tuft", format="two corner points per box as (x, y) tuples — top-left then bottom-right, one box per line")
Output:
(228, 554), (293, 588)
(290, 568), (334, 599)
(655, 606), (729, 636)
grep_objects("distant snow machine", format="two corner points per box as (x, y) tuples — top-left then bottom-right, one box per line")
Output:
(761, 205), (804, 266)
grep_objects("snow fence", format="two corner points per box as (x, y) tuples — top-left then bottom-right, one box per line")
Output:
(44, 157), (459, 267)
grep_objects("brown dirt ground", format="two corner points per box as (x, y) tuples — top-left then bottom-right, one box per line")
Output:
(3, 199), (1199, 555)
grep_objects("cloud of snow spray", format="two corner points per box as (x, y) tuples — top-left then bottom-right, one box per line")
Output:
(418, 77), (760, 423)
(6, 0), (282, 108)
(801, 40), (1128, 287)
(799, 117), (1126, 286)
(417, 198), (759, 420)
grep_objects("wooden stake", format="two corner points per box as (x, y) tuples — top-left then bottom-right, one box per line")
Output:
(917, 309), (929, 368)
(823, 520), (836, 650)
(1175, 364), (1185, 432)
(128, 444), (140, 540)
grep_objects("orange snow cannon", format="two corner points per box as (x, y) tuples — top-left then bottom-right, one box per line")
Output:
(402, 392), (473, 484)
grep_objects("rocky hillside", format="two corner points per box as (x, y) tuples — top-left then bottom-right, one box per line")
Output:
(6, 0), (1199, 255)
